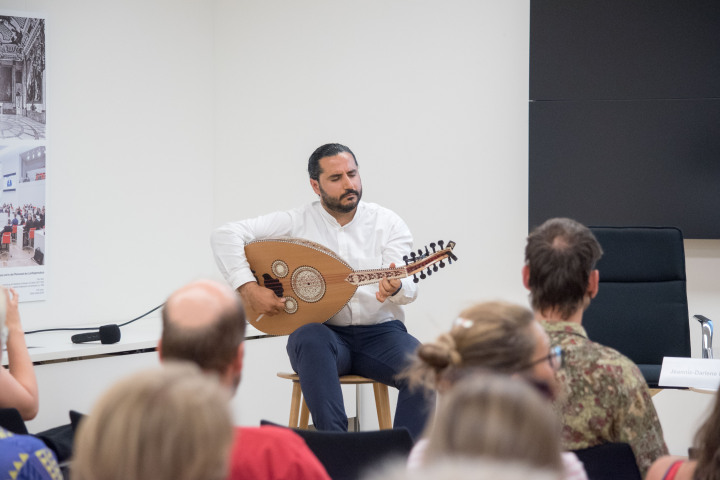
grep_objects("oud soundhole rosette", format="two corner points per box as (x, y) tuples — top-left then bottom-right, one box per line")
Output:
(284, 296), (298, 314)
(291, 266), (326, 303)
(272, 260), (289, 278)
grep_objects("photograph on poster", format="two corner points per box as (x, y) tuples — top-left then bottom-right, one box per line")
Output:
(0, 14), (45, 140)
(0, 144), (46, 266)
(0, 11), (46, 301)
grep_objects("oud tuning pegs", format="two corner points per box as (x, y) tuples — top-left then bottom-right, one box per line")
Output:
(426, 266), (432, 276)
(410, 251), (420, 282)
(403, 255), (410, 265)
(429, 242), (437, 252)
(419, 271), (427, 280)
(438, 240), (445, 250)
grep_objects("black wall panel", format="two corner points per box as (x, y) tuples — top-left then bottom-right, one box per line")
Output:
(529, 0), (720, 238)
(530, 0), (720, 100)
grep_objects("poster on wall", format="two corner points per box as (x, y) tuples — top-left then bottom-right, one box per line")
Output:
(0, 14), (46, 302)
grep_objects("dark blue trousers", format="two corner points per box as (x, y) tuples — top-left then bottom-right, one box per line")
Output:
(286, 320), (433, 440)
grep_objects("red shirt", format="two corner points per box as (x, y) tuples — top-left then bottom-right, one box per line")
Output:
(229, 426), (330, 480)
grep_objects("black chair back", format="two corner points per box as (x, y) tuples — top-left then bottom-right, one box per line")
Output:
(584, 226), (690, 386)
(0, 407), (28, 434)
(261, 420), (414, 480)
(572, 442), (642, 480)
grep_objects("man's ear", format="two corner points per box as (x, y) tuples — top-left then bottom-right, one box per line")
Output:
(157, 339), (163, 361)
(587, 269), (600, 299)
(522, 265), (531, 290)
(310, 178), (321, 196)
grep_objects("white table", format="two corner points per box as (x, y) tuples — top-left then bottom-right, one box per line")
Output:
(3, 320), (288, 432)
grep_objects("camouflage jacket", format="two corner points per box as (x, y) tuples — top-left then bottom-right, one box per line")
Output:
(542, 321), (668, 477)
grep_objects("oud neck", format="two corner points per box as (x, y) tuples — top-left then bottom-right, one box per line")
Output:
(344, 240), (456, 287)
(345, 267), (408, 286)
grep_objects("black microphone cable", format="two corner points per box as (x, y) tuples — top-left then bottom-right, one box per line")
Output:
(23, 303), (164, 335)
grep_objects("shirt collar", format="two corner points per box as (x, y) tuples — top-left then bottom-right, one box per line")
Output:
(541, 320), (589, 339)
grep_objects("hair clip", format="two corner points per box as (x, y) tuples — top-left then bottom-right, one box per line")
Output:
(454, 317), (473, 329)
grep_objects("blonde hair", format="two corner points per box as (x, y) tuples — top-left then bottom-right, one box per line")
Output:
(72, 362), (233, 480)
(364, 458), (562, 480)
(423, 373), (563, 473)
(404, 301), (536, 391)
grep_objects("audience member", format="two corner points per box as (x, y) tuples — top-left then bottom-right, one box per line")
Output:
(0, 287), (39, 419)
(0, 285), (74, 465)
(646, 386), (720, 480)
(158, 279), (331, 480)
(72, 363), (233, 480)
(523, 217), (667, 476)
(363, 458), (561, 480)
(1, 286), (62, 480)
(0, 428), (62, 480)
(403, 301), (586, 480)
(23, 216), (35, 245)
(423, 373), (564, 474)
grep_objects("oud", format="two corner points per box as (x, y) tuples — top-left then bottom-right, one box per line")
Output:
(244, 237), (457, 335)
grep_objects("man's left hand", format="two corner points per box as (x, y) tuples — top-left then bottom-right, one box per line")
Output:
(376, 263), (401, 302)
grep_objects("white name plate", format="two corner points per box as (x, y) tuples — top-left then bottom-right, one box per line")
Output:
(659, 357), (720, 390)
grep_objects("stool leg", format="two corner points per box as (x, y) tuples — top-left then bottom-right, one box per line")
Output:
(299, 397), (311, 429)
(288, 381), (302, 428)
(373, 382), (392, 429)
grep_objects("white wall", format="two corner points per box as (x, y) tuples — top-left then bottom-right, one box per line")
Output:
(212, 0), (533, 343)
(1, 0), (711, 349)
(0, 0), (718, 451)
(211, 0), (720, 348)
(17, 180), (44, 207)
(0, 0), (218, 331)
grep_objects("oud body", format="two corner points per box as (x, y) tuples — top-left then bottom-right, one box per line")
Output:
(244, 237), (456, 335)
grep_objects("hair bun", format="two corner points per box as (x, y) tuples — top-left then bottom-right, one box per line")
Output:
(418, 333), (462, 369)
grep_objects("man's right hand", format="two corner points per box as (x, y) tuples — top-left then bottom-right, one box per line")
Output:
(238, 282), (286, 317)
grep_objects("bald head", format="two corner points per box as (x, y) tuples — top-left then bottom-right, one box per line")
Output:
(160, 280), (246, 381)
(164, 280), (239, 330)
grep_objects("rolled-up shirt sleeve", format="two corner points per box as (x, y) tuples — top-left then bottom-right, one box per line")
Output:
(210, 211), (294, 290)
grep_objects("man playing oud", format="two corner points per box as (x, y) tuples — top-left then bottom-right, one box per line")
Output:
(211, 143), (433, 438)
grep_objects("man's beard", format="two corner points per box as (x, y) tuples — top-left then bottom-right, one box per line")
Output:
(319, 186), (362, 214)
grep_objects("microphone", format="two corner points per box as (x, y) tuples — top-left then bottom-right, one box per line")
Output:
(71, 324), (121, 344)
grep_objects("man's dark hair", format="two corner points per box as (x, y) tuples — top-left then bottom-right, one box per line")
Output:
(524, 218), (603, 320)
(160, 298), (246, 377)
(308, 143), (357, 181)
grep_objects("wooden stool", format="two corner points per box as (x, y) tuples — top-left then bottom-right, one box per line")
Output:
(277, 372), (392, 430)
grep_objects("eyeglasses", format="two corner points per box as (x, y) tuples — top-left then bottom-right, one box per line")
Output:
(525, 345), (563, 371)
